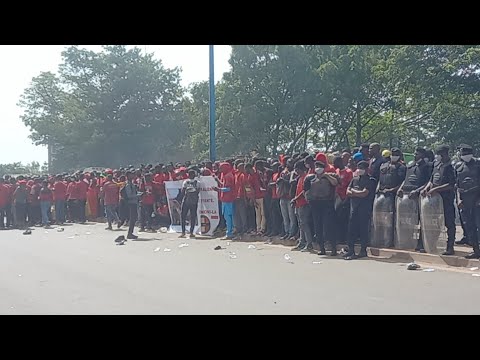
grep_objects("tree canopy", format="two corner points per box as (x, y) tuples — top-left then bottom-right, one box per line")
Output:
(17, 45), (480, 171)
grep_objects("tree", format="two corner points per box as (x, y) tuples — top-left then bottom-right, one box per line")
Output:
(19, 46), (187, 171)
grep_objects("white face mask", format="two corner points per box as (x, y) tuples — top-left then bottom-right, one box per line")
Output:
(391, 156), (400, 162)
(461, 154), (474, 162)
(434, 154), (442, 162)
(315, 168), (324, 175)
(357, 169), (366, 176)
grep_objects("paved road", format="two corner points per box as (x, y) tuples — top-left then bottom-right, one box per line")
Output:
(0, 223), (478, 314)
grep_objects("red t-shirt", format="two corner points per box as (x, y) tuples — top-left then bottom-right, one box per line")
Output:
(235, 172), (246, 199)
(103, 181), (120, 206)
(0, 184), (10, 207)
(76, 180), (89, 200)
(295, 174), (308, 208)
(140, 181), (156, 205)
(251, 171), (265, 199)
(53, 181), (67, 202)
(336, 168), (353, 200)
(244, 173), (255, 200)
(271, 173), (280, 199)
(67, 182), (77, 200)
(39, 189), (53, 202)
(220, 172), (236, 203)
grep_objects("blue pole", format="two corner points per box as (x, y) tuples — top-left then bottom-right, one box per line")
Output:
(209, 45), (216, 162)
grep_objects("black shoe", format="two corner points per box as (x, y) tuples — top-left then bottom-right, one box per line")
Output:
(442, 248), (455, 256)
(318, 248), (326, 255)
(465, 252), (480, 259)
(344, 254), (358, 260)
(291, 245), (304, 251)
(117, 222), (122, 229)
(330, 250), (338, 256)
(281, 234), (289, 240)
(301, 246), (314, 252)
(105, 226), (113, 231)
(127, 234), (138, 240)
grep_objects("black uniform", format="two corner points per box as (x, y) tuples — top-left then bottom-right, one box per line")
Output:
(347, 174), (377, 255)
(403, 159), (430, 193)
(455, 159), (480, 254)
(430, 159), (456, 248)
(378, 161), (407, 192)
(403, 159), (431, 250)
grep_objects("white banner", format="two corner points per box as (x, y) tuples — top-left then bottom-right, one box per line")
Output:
(164, 176), (219, 236)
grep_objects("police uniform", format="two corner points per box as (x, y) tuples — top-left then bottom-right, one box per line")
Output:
(402, 159), (431, 250)
(347, 173), (377, 257)
(430, 159), (456, 248)
(378, 161), (407, 192)
(455, 158), (480, 256)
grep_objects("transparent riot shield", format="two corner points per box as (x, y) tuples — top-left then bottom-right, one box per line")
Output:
(371, 193), (395, 248)
(420, 193), (446, 254)
(395, 194), (420, 250)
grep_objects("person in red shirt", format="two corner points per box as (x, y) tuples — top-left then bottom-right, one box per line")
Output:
(290, 161), (314, 252)
(39, 180), (53, 228)
(234, 162), (248, 238)
(333, 155), (354, 245)
(0, 178), (10, 229)
(66, 177), (77, 222)
(29, 178), (42, 226)
(267, 162), (283, 239)
(252, 160), (267, 235)
(76, 174), (89, 223)
(53, 175), (67, 224)
(315, 152), (336, 173)
(244, 164), (257, 233)
(101, 174), (120, 230)
(139, 173), (157, 232)
(3, 176), (14, 228)
(218, 162), (236, 239)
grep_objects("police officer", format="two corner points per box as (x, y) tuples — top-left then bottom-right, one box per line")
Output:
(421, 145), (456, 255)
(455, 144), (480, 259)
(377, 148), (406, 195)
(455, 144), (472, 246)
(344, 161), (377, 260)
(397, 147), (431, 252)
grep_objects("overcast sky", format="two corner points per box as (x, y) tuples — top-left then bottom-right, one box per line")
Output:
(0, 45), (232, 164)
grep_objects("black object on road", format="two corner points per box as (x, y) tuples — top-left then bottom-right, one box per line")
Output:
(214, 246), (223, 250)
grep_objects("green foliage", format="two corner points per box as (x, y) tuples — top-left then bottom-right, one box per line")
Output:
(19, 45), (480, 170)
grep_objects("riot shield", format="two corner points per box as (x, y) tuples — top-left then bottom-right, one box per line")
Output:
(371, 193), (395, 248)
(420, 193), (445, 254)
(395, 194), (419, 250)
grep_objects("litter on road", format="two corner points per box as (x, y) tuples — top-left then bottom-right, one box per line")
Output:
(470, 267), (479, 271)
(423, 268), (435, 272)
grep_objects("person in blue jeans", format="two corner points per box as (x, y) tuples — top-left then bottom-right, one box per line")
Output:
(218, 163), (236, 240)
(39, 180), (53, 228)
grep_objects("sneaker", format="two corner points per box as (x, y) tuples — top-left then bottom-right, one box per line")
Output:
(189, 234), (196, 238)
(465, 252), (480, 259)
(179, 233), (186, 238)
(291, 245), (303, 251)
(344, 254), (358, 260)
(105, 226), (113, 231)
(318, 248), (326, 256)
(127, 234), (138, 240)
(442, 248), (455, 256)
(330, 250), (338, 256)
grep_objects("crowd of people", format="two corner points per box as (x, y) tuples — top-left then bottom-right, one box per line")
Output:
(1, 142), (479, 260)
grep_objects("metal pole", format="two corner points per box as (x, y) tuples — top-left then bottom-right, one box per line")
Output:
(209, 45), (216, 162)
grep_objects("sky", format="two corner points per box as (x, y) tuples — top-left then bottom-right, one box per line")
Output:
(0, 45), (232, 165)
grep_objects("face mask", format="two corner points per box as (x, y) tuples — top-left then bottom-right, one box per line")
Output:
(357, 169), (366, 176)
(424, 157), (429, 163)
(434, 155), (442, 162)
(391, 156), (400, 162)
(315, 168), (324, 175)
(461, 154), (473, 162)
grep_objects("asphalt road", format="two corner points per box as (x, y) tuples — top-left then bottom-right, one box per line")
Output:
(0, 223), (478, 314)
